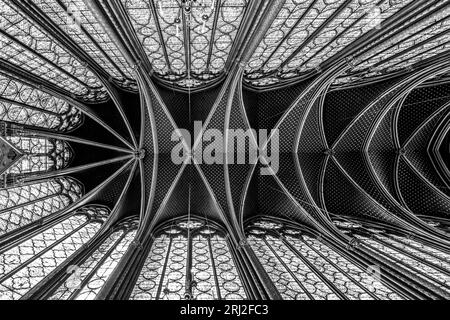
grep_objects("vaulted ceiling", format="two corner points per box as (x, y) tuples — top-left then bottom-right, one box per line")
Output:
(0, 0), (449, 300)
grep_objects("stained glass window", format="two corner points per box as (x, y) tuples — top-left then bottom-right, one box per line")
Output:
(0, 0), (106, 101)
(333, 219), (450, 295)
(242, 0), (450, 87)
(0, 177), (83, 236)
(49, 220), (138, 300)
(130, 219), (247, 300)
(246, 219), (403, 300)
(120, 0), (248, 88)
(340, 3), (450, 83)
(0, 205), (108, 300)
(0, 73), (83, 132)
(3, 134), (73, 176)
(29, 0), (136, 89)
(244, 0), (413, 86)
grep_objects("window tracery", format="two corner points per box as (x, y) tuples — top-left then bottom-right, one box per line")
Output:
(246, 218), (403, 300)
(0, 0), (106, 101)
(337, 3), (450, 84)
(333, 219), (450, 296)
(49, 219), (138, 300)
(244, 0), (414, 87)
(2, 133), (73, 176)
(0, 74), (83, 132)
(29, 0), (136, 90)
(0, 0), (447, 302)
(120, 0), (248, 88)
(130, 219), (247, 300)
(0, 177), (83, 236)
(0, 205), (108, 300)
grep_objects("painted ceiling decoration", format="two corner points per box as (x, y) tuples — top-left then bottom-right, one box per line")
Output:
(0, 0), (449, 301)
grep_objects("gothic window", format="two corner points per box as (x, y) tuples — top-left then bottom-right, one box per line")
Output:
(49, 219), (138, 300)
(0, 177), (83, 236)
(2, 134), (73, 176)
(0, 0), (106, 101)
(0, 0), (448, 303)
(130, 219), (247, 300)
(0, 205), (108, 300)
(28, 0), (136, 89)
(333, 220), (450, 295)
(0, 73), (83, 132)
(246, 219), (403, 300)
(242, 0), (450, 87)
(290, 0), (409, 75)
(121, 0), (248, 88)
(244, 0), (413, 87)
(337, 2), (450, 84)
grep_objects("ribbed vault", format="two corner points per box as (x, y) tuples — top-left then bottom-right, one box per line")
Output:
(0, 0), (449, 300)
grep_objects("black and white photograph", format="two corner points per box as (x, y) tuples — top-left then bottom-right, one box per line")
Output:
(0, 0), (449, 315)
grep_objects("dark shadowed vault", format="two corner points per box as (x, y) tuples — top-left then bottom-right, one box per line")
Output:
(0, 0), (449, 300)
